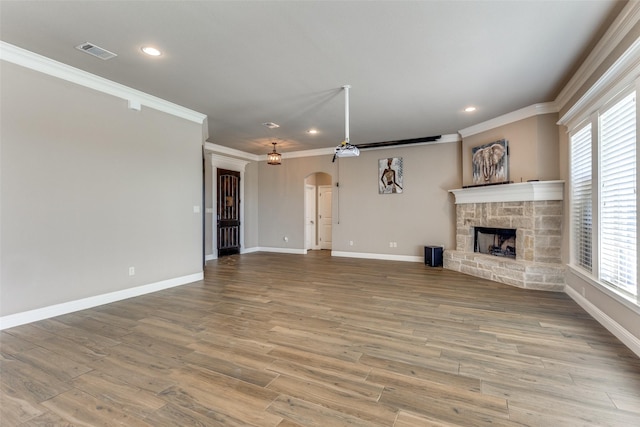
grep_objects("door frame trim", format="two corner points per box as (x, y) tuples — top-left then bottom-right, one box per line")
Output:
(210, 154), (249, 260)
(318, 184), (332, 250)
(304, 184), (319, 250)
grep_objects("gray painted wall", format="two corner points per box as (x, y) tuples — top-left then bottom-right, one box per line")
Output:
(461, 114), (561, 187)
(1, 61), (204, 316)
(258, 155), (337, 250)
(204, 153), (214, 257)
(256, 142), (460, 257)
(332, 143), (460, 257)
(244, 161), (260, 250)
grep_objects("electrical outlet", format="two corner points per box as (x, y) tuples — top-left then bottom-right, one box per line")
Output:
(349, 240), (354, 246)
(389, 242), (393, 248)
(129, 266), (135, 276)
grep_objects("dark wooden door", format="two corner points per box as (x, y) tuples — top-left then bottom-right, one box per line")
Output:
(217, 169), (241, 257)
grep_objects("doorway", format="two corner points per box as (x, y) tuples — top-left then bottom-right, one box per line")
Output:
(207, 153), (248, 260)
(305, 184), (317, 250)
(217, 168), (241, 257)
(304, 172), (332, 252)
(318, 185), (332, 249)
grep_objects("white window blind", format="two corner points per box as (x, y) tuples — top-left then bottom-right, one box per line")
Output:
(570, 124), (593, 271)
(599, 91), (636, 295)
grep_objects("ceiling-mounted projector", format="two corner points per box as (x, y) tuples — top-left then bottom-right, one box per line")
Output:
(335, 141), (360, 157)
(333, 84), (360, 160)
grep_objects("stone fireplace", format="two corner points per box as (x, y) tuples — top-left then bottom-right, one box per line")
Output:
(475, 226), (516, 258)
(444, 181), (565, 291)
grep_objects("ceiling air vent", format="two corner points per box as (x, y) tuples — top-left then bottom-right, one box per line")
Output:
(75, 42), (117, 60)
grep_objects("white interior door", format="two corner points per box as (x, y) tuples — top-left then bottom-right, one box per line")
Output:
(304, 184), (317, 250)
(318, 185), (332, 249)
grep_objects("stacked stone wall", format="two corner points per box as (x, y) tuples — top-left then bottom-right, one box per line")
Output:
(444, 200), (564, 291)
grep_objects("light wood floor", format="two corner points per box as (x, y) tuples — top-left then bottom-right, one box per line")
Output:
(2, 251), (639, 426)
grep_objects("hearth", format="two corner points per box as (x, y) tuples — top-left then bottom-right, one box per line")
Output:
(445, 181), (565, 291)
(475, 227), (516, 259)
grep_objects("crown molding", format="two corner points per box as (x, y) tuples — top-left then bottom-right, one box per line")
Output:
(558, 36), (640, 129)
(555, 1), (640, 111)
(281, 147), (335, 159)
(204, 143), (334, 162)
(0, 41), (206, 124)
(209, 154), (250, 172)
(422, 133), (461, 144)
(203, 142), (260, 161)
(459, 103), (558, 138)
(461, 2), (640, 139)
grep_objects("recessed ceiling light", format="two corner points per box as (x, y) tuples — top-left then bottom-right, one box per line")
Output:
(464, 106), (477, 112)
(262, 122), (280, 129)
(307, 129), (318, 134)
(141, 46), (162, 56)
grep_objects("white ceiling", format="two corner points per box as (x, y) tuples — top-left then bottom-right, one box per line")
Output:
(0, 1), (622, 155)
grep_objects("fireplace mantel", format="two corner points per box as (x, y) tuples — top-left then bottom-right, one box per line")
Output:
(449, 180), (564, 204)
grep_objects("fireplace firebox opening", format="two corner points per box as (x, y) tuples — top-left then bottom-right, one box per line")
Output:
(474, 227), (516, 259)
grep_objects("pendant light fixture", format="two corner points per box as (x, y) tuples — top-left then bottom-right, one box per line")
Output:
(267, 142), (282, 165)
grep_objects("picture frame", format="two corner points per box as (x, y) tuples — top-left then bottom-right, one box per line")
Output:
(379, 157), (403, 194)
(472, 139), (509, 185)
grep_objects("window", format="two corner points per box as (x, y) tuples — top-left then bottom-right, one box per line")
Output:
(600, 92), (637, 294)
(569, 89), (637, 299)
(570, 124), (592, 272)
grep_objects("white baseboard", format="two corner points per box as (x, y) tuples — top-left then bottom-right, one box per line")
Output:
(241, 247), (260, 254)
(331, 251), (423, 263)
(0, 272), (204, 330)
(565, 285), (640, 358)
(208, 247), (305, 256)
(255, 247), (307, 255)
(205, 254), (215, 261)
(242, 248), (422, 262)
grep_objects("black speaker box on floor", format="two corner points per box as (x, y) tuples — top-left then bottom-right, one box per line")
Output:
(424, 246), (443, 267)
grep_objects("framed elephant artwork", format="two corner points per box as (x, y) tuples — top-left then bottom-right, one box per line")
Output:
(472, 139), (509, 185)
